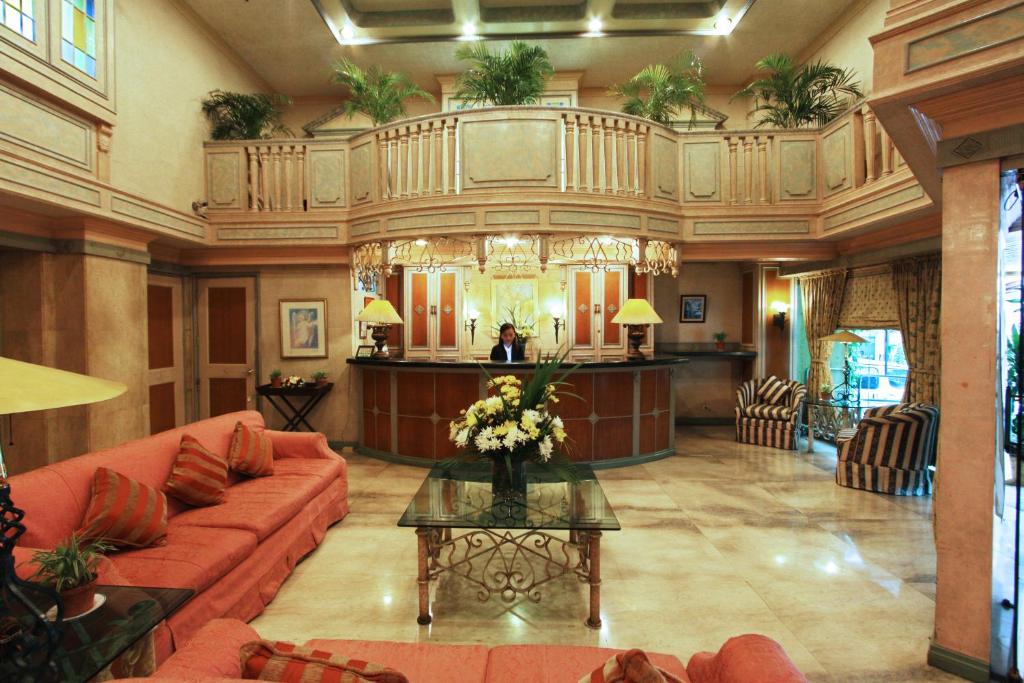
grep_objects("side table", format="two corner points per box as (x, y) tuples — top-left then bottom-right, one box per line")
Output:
(257, 382), (333, 432)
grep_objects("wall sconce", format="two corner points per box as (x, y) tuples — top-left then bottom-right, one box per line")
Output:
(465, 310), (480, 344)
(771, 301), (790, 332)
(550, 305), (565, 344)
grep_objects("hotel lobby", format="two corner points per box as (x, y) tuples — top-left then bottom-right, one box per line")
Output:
(0, 0), (1021, 681)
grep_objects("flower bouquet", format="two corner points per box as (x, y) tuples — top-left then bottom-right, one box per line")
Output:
(446, 349), (580, 496)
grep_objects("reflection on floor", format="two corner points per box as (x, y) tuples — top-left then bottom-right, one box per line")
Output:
(253, 426), (959, 682)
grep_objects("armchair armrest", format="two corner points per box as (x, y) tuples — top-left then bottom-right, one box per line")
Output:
(153, 619), (258, 679)
(687, 634), (807, 683)
(264, 430), (341, 460)
(736, 380), (758, 410)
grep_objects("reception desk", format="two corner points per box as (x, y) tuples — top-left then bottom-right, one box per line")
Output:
(346, 357), (687, 468)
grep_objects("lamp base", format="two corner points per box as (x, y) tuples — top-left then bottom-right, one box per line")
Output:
(626, 325), (646, 361)
(370, 325), (390, 359)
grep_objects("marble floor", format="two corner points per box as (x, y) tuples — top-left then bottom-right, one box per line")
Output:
(252, 427), (959, 682)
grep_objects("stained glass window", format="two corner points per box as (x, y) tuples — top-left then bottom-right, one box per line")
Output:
(61, 0), (96, 79)
(0, 0), (36, 42)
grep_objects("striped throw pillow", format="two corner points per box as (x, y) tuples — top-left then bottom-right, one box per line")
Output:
(756, 375), (790, 405)
(579, 649), (683, 683)
(163, 435), (228, 506)
(240, 640), (409, 683)
(227, 421), (274, 477)
(76, 467), (168, 548)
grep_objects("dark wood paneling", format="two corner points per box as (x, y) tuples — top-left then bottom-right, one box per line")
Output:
(363, 410), (377, 449)
(656, 369), (670, 411)
(639, 370), (656, 414)
(410, 272), (428, 348)
(149, 382), (176, 435)
(207, 287), (246, 364)
(209, 378), (247, 417)
(574, 271), (591, 346)
(656, 412), (671, 451)
(632, 269), (649, 300)
(741, 271), (754, 345)
(147, 285), (174, 370)
(436, 373), (480, 418)
(375, 369), (391, 412)
(385, 269), (403, 352)
(639, 414), (656, 455)
(558, 372), (593, 419)
(362, 369), (377, 412)
(604, 269), (621, 345)
(563, 419), (593, 461)
(435, 423), (460, 460)
(376, 413), (391, 452)
(397, 417), (434, 458)
(764, 268), (791, 379)
(593, 417), (633, 459)
(438, 271), (457, 348)
(397, 372), (434, 417)
(594, 372), (633, 417)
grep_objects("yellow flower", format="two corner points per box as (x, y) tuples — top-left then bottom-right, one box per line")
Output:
(466, 412), (478, 427)
(554, 427), (566, 442)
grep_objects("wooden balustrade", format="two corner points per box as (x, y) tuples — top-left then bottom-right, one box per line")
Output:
(561, 112), (648, 198)
(244, 143), (306, 211)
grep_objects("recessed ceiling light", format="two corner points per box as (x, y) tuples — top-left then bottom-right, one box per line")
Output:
(587, 17), (603, 34)
(714, 15), (733, 34)
(340, 23), (355, 42)
(461, 21), (477, 39)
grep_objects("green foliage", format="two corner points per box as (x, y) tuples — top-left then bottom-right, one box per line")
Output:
(31, 535), (111, 592)
(331, 59), (435, 126)
(454, 41), (554, 106)
(201, 90), (292, 140)
(312, 370), (328, 380)
(733, 53), (863, 128)
(493, 306), (536, 342)
(609, 51), (706, 127)
(269, 368), (282, 379)
(713, 331), (727, 342)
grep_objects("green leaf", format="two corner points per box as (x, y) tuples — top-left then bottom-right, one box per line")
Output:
(201, 90), (293, 140)
(331, 59), (435, 126)
(610, 51), (706, 127)
(454, 41), (554, 106)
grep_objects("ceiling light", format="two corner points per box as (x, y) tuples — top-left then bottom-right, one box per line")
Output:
(461, 21), (477, 39)
(714, 15), (733, 34)
(586, 17), (603, 35)
(340, 23), (355, 42)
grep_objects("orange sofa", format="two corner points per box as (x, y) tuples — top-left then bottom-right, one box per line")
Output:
(10, 410), (348, 662)
(132, 618), (808, 682)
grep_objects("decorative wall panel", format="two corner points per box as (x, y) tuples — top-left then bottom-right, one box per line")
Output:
(485, 210), (540, 225)
(823, 185), (925, 230)
(409, 272), (429, 348)
(822, 122), (852, 196)
(693, 220), (810, 235)
(906, 3), (1024, 72)
(647, 217), (679, 235)
(350, 141), (373, 204)
(461, 119), (558, 189)
(206, 149), (244, 210)
(308, 148), (346, 208)
(651, 132), (679, 201)
(438, 271), (457, 348)
(603, 269), (621, 345)
(550, 210), (640, 230)
(388, 212), (476, 232)
(0, 156), (100, 205)
(0, 83), (93, 171)
(111, 196), (205, 238)
(683, 141), (721, 201)
(778, 140), (817, 200)
(216, 226), (338, 241)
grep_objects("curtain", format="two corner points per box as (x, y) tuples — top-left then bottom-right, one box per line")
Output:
(892, 254), (941, 404)
(838, 267), (900, 329)
(799, 269), (848, 395)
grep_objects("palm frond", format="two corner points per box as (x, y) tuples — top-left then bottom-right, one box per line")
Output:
(609, 51), (706, 128)
(201, 90), (292, 140)
(332, 59), (435, 126)
(454, 41), (554, 106)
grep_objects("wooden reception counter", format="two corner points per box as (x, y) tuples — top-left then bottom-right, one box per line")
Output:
(346, 357), (687, 468)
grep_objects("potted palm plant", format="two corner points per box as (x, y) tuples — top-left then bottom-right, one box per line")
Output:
(330, 59), (435, 126)
(312, 370), (329, 387)
(610, 50), (707, 128)
(712, 331), (727, 351)
(454, 41), (554, 106)
(201, 90), (292, 140)
(733, 53), (863, 128)
(269, 368), (283, 388)
(30, 535), (111, 618)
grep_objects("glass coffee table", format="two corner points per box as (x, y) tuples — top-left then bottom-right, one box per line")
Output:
(398, 461), (619, 629)
(802, 396), (893, 452)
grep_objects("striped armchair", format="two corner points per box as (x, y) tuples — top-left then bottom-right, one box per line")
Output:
(835, 403), (939, 496)
(735, 377), (807, 450)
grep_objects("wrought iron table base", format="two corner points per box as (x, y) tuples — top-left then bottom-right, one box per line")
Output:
(415, 526), (603, 628)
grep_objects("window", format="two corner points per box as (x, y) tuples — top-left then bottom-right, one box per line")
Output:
(828, 328), (907, 402)
(61, 0), (96, 78)
(1, 0), (35, 41)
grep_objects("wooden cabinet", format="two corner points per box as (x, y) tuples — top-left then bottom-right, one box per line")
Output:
(404, 269), (462, 359)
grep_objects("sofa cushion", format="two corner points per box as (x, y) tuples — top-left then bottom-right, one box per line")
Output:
(106, 521), (257, 593)
(582, 649), (685, 683)
(304, 639), (490, 683)
(756, 376), (790, 405)
(170, 472), (324, 541)
(228, 421), (274, 477)
(686, 634), (806, 683)
(485, 645), (689, 683)
(741, 404), (793, 420)
(77, 467), (168, 549)
(272, 458), (347, 493)
(241, 640), (409, 682)
(164, 435), (229, 507)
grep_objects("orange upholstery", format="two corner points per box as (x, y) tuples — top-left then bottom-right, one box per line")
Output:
(485, 645), (689, 682)
(304, 639), (490, 682)
(686, 634), (807, 683)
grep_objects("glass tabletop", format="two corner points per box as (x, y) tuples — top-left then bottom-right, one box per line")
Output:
(0, 584), (193, 683)
(801, 396), (895, 409)
(398, 462), (620, 531)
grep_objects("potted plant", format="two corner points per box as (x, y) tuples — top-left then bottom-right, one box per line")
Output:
(733, 53), (863, 128)
(269, 369), (283, 388)
(30, 534), (111, 618)
(712, 331), (727, 351)
(820, 381), (833, 400)
(610, 50), (706, 128)
(312, 370), (329, 387)
(454, 41), (554, 106)
(330, 59), (435, 126)
(201, 90), (293, 140)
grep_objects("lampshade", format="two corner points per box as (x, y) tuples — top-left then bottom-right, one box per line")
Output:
(820, 330), (868, 344)
(0, 357), (127, 415)
(356, 299), (403, 324)
(611, 299), (663, 325)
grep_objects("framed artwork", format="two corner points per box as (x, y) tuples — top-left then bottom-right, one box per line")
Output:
(490, 277), (539, 337)
(280, 299), (328, 358)
(358, 296), (375, 339)
(355, 344), (376, 358)
(680, 295), (707, 323)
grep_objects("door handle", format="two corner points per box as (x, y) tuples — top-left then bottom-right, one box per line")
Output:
(246, 368), (255, 375)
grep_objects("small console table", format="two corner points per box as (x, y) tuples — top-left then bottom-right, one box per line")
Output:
(257, 382), (333, 432)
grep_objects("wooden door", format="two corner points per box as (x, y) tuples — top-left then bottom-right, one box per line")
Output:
(147, 274), (184, 434)
(405, 270), (431, 357)
(403, 270), (461, 360)
(197, 277), (257, 418)
(599, 266), (627, 359)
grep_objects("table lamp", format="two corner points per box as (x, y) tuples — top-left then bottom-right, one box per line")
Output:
(819, 330), (868, 402)
(611, 299), (663, 361)
(356, 300), (404, 359)
(0, 356), (126, 676)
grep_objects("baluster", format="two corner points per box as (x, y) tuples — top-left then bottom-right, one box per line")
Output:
(880, 127), (894, 176)
(604, 119), (614, 194)
(389, 129), (399, 200)
(283, 145), (293, 211)
(410, 124), (420, 198)
(578, 116), (590, 192)
(564, 114), (576, 192)
(446, 118), (457, 194)
(614, 120), (626, 195)
(862, 105), (878, 183)
(756, 136), (769, 204)
(433, 120), (443, 195)
(626, 122), (637, 196)
(258, 146), (270, 211)
(272, 146), (282, 211)
(727, 137), (738, 205)
(592, 116), (602, 193)
(742, 136), (753, 204)
(296, 146), (305, 210)
(377, 134), (387, 201)
(397, 128), (408, 198)
(636, 124), (647, 197)
(246, 146), (258, 211)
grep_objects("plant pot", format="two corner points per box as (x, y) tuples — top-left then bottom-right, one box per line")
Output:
(820, 391), (832, 400)
(714, 342), (726, 351)
(61, 579), (98, 618)
(491, 454), (528, 500)
(316, 379), (328, 387)
(270, 378), (282, 388)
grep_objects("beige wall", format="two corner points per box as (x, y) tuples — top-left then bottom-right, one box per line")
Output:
(801, 0), (888, 95)
(111, 0), (267, 212)
(257, 266), (358, 443)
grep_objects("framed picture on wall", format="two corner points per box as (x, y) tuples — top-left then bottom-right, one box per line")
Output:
(280, 299), (328, 358)
(680, 295), (707, 323)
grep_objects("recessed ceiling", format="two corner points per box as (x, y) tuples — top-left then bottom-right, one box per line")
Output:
(184, 0), (862, 95)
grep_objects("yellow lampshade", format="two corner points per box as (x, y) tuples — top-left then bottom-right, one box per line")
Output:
(611, 298), (663, 325)
(820, 330), (868, 344)
(356, 299), (403, 324)
(0, 357), (127, 415)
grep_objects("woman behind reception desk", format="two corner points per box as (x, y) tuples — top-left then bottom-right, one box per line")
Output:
(490, 323), (525, 362)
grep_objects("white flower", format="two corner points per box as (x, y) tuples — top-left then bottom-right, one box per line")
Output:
(475, 427), (500, 452)
(502, 425), (526, 450)
(455, 428), (470, 447)
(538, 436), (553, 462)
(551, 416), (564, 429)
